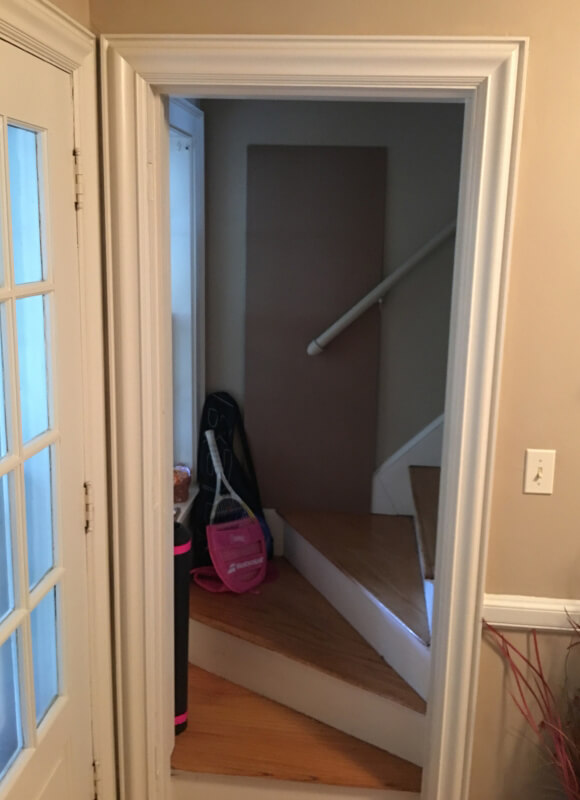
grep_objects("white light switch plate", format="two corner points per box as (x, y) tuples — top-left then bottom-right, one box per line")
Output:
(524, 449), (556, 494)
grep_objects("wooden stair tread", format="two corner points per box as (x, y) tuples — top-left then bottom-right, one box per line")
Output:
(171, 664), (422, 791)
(282, 512), (430, 645)
(409, 466), (440, 581)
(189, 557), (425, 714)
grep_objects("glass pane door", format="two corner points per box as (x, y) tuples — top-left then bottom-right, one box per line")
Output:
(0, 36), (92, 800)
(0, 118), (61, 779)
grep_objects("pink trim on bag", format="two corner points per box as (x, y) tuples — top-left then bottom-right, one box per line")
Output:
(175, 711), (188, 726)
(174, 540), (191, 556)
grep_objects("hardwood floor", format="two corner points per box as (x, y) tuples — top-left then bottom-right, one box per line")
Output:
(281, 512), (430, 644)
(189, 557), (425, 713)
(409, 466), (440, 581)
(171, 664), (422, 791)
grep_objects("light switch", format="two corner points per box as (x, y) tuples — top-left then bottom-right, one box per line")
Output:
(524, 449), (556, 494)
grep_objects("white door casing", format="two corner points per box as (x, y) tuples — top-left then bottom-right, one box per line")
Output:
(101, 35), (527, 800)
(0, 3), (115, 800)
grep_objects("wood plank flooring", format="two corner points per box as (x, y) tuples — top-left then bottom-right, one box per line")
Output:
(409, 466), (440, 581)
(281, 512), (430, 644)
(189, 557), (425, 714)
(171, 664), (423, 791)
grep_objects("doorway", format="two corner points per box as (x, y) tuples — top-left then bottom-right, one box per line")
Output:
(101, 34), (526, 800)
(167, 96), (463, 788)
(195, 98), (462, 488)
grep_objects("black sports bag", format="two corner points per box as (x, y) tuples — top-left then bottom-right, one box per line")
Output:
(188, 391), (273, 568)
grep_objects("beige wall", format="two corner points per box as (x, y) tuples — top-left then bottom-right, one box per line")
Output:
(202, 100), (462, 463)
(470, 631), (579, 799)
(90, 0), (580, 795)
(89, 0), (580, 596)
(52, 0), (90, 28)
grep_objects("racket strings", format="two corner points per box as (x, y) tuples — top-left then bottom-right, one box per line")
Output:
(212, 496), (248, 524)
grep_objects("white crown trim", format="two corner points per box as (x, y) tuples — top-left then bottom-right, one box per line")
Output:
(0, 0), (93, 73)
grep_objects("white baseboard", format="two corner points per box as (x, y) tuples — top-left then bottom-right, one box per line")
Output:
(284, 524), (430, 701)
(372, 416), (444, 516)
(189, 619), (425, 767)
(171, 770), (420, 800)
(483, 593), (580, 631)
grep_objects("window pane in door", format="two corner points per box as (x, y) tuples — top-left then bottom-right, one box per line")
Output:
(0, 305), (8, 459)
(16, 295), (49, 443)
(30, 588), (58, 724)
(24, 447), (54, 589)
(7, 125), (44, 285)
(0, 633), (22, 779)
(0, 474), (14, 622)
(0, 189), (4, 288)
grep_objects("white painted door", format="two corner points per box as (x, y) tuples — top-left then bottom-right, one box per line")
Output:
(0, 38), (93, 800)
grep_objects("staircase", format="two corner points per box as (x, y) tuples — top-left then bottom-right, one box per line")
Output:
(283, 511), (430, 700)
(172, 428), (442, 797)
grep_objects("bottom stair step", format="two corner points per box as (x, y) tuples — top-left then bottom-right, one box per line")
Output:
(171, 664), (422, 792)
(283, 513), (431, 700)
(188, 557), (425, 764)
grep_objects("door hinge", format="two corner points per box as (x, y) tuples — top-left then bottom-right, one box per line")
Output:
(92, 759), (101, 800)
(73, 148), (84, 211)
(84, 481), (94, 535)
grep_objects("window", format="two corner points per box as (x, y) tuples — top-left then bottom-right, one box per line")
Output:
(169, 99), (205, 479)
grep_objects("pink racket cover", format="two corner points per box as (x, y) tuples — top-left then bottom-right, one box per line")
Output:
(206, 518), (267, 593)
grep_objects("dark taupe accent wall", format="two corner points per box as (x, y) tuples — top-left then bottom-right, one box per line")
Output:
(201, 100), (462, 465)
(244, 145), (385, 511)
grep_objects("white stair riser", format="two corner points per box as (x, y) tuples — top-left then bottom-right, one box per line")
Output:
(284, 526), (430, 701)
(264, 508), (285, 555)
(172, 770), (421, 800)
(189, 620), (425, 767)
(372, 415), (443, 516)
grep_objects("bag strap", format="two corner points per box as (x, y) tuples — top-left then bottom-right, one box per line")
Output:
(196, 391), (265, 515)
(196, 392), (237, 481)
(191, 566), (230, 593)
(230, 398), (263, 509)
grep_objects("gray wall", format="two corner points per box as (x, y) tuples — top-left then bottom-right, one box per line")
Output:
(202, 99), (463, 463)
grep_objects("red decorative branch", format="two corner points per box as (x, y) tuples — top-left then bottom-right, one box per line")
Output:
(483, 620), (580, 800)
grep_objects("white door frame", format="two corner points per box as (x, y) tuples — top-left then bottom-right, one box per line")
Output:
(0, 2), (116, 799)
(100, 34), (528, 800)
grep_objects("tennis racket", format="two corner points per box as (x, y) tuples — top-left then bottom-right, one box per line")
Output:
(205, 429), (256, 525)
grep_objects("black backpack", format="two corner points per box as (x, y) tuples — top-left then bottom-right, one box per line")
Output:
(188, 391), (273, 568)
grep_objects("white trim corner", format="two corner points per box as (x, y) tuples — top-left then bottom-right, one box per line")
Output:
(0, 0), (93, 71)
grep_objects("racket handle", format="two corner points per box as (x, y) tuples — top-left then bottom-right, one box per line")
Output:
(205, 429), (224, 478)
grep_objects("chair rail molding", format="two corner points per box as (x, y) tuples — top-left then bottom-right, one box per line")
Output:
(100, 33), (528, 800)
(483, 594), (580, 631)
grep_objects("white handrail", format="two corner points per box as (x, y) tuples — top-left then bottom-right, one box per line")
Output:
(306, 220), (457, 356)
